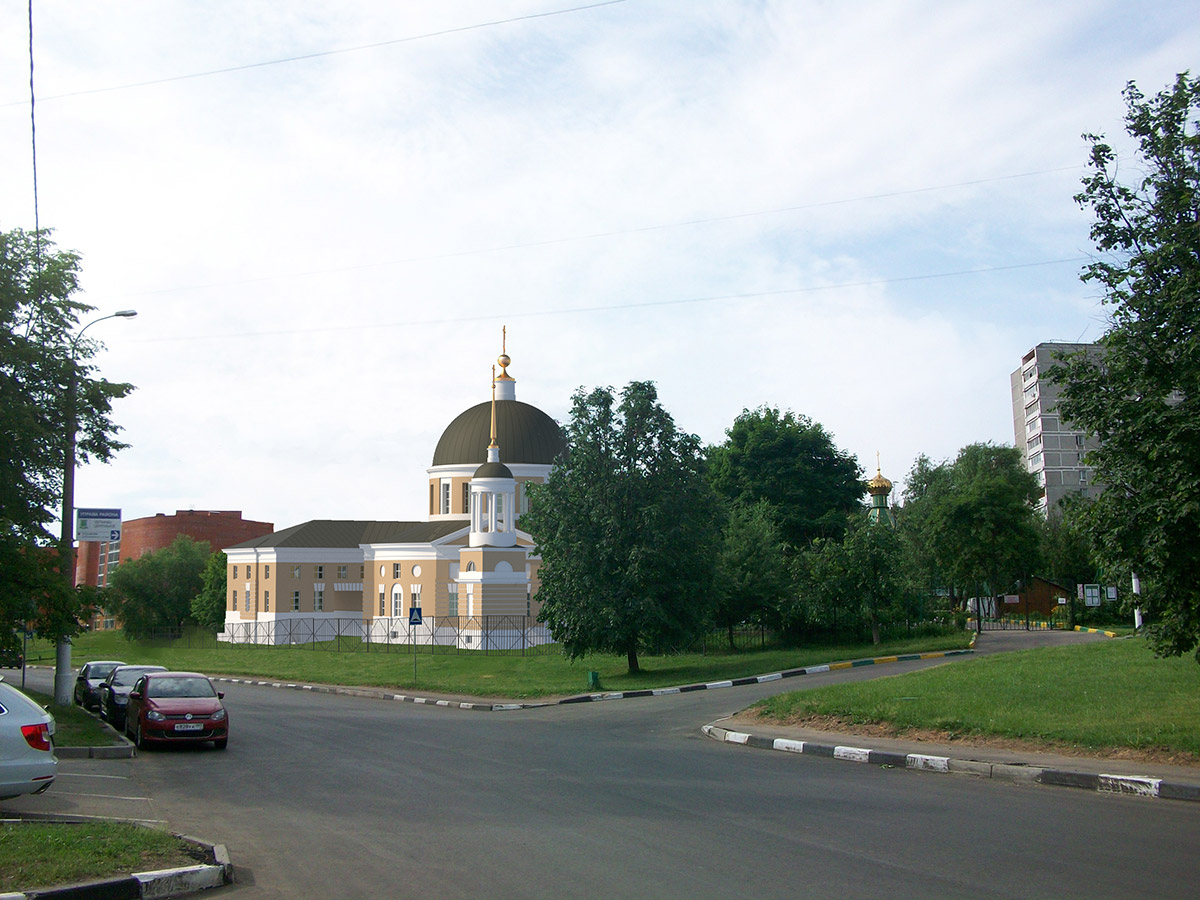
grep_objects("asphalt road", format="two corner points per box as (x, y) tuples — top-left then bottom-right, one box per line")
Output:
(7, 635), (1199, 899)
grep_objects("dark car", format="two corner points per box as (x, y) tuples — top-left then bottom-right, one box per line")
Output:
(124, 671), (228, 750)
(0, 635), (23, 669)
(99, 665), (167, 729)
(73, 660), (126, 709)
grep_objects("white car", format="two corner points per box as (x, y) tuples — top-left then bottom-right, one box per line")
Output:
(0, 676), (57, 800)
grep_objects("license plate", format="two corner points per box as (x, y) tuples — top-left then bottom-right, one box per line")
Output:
(174, 723), (204, 732)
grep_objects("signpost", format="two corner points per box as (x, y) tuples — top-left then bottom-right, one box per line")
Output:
(409, 607), (422, 680)
(76, 508), (121, 543)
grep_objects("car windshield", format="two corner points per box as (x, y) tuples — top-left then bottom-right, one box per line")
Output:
(147, 677), (216, 699)
(112, 669), (155, 687)
(90, 663), (120, 679)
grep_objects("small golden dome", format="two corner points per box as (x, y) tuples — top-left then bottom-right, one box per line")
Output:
(867, 466), (893, 496)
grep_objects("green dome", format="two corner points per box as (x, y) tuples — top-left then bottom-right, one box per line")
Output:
(432, 400), (565, 467)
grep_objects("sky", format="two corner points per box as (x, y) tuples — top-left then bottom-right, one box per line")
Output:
(2, 0), (1197, 534)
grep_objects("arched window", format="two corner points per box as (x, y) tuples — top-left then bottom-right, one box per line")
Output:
(466, 562), (476, 572)
(391, 584), (403, 618)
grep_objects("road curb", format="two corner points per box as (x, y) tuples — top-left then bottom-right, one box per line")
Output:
(701, 722), (1200, 803)
(207, 648), (975, 711)
(0, 825), (232, 900)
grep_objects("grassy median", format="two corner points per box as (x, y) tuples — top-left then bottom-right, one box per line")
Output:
(27, 629), (971, 701)
(0, 822), (205, 893)
(751, 637), (1200, 759)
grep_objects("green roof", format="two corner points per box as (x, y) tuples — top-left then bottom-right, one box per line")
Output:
(433, 400), (565, 467)
(228, 520), (464, 550)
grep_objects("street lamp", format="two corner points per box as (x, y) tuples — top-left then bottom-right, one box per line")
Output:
(53, 309), (137, 705)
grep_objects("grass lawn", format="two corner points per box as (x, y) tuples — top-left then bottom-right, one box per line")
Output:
(0, 822), (205, 894)
(24, 629), (972, 701)
(21, 687), (119, 747)
(751, 637), (1200, 758)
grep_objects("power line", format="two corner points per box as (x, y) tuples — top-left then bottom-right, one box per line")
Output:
(107, 164), (1084, 301)
(132, 255), (1087, 344)
(3, 1), (628, 106)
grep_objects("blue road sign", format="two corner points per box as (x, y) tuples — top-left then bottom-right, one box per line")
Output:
(408, 607), (423, 626)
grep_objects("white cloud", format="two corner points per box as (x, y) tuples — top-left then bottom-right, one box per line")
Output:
(3, 0), (1196, 530)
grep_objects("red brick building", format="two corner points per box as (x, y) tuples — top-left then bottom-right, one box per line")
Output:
(76, 510), (273, 589)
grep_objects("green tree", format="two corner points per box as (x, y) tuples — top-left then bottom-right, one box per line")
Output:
(1053, 73), (1200, 661)
(1038, 496), (1101, 591)
(0, 227), (133, 645)
(841, 516), (917, 645)
(712, 499), (792, 648)
(523, 382), (722, 673)
(901, 444), (1041, 613)
(790, 534), (856, 640)
(707, 406), (864, 549)
(108, 536), (211, 639)
(191, 550), (228, 633)
(791, 515), (918, 645)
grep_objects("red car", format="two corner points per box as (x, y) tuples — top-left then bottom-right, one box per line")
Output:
(124, 671), (228, 750)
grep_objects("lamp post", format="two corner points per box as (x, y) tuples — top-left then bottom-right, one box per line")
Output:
(53, 309), (137, 705)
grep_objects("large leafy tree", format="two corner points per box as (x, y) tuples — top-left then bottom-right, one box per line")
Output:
(707, 406), (863, 549)
(901, 444), (1041, 610)
(191, 550), (229, 633)
(1053, 73), (1200, 660)
(523, 382), (722, 673)
(712, 499), (793, 647)
(791, 515), (918, 645)
(108, 536), (211, 639)
(0, 227), (133, 644)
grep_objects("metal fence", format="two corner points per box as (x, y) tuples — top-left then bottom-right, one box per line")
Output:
(147, 616), (557, 655)
(976, 609), (1071, 631)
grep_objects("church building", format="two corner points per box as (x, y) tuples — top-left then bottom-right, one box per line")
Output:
(222, 339), (566, 647)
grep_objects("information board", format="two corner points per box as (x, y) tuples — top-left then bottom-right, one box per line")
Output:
(76, 508), (122, 542)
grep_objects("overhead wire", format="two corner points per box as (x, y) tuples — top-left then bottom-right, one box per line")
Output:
(130, 255), (1087, 344)
(2, 0), (629, 106)
(109, 163), (1085, 300)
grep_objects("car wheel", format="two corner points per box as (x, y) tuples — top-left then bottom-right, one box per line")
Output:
(134, 721), (146, 751)
(213, 738), (228, 750)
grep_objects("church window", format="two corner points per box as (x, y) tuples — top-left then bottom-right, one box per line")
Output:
(337, 565), (348, 580)
(393, 563), (401, 578)
(410, 585), (422, 612)
(232, 589), (238, 609)
(441, 480), (451, 515)
(315, 565), (324, 580)
(233, 565), (238, 579)
(264, 565), (270, 579)
(466, 562), (476, 572)
(292, 590), (301, 611)
(462, 483), (470, 514)
(293, 565), (301, 579)
(391, 584), (403, 618)
(448, 583), (459, 617)
(314, 588), (324, 611)
(264, 590), (270, 612)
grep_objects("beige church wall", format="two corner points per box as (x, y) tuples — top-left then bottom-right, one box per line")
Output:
(476, 582), (530, 617)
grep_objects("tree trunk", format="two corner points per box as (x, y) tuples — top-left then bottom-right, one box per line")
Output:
(627, 646), (639, 673)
